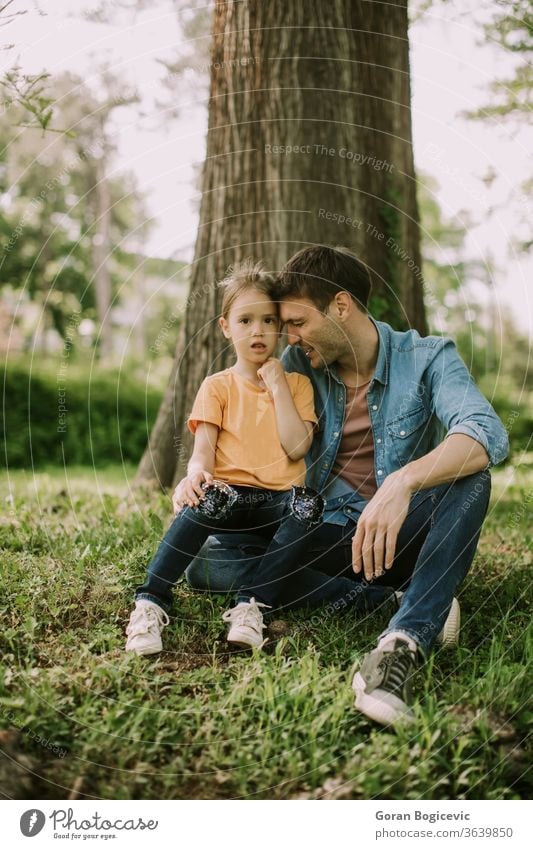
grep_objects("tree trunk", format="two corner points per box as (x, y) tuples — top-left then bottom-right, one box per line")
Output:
(135, 0), (426, 489)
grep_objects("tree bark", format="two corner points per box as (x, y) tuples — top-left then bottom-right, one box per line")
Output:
(135, 0), (426, 489)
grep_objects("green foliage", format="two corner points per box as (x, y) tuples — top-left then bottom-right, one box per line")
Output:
(367, 294), (392, 323)
(0, 67), (55, 132)
(0, 2), (56, 133)
(418, 172), (474, 310)
(465, 0), (532, 123)
(0, 465), (530, 799)
(1, 364), (162, 468)
(477, 375), (533, 458)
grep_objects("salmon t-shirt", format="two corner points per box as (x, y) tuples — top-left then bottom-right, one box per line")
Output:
(187, 369), (318, 490)
(331, 380), (377, 500)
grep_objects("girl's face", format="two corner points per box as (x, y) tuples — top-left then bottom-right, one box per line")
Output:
(219, 288), (280, 365)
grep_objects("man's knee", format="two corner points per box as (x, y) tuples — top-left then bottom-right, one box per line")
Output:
(185, 536), (218, 589)
(456, 469), (491, 515)
(289, 486), (325, 526)
(185, 534), (267, 591)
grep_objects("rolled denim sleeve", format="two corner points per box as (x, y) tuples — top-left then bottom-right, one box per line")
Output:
(426, 338), (509, 467)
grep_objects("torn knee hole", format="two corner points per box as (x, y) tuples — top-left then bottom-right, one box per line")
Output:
(289, 486), (325, 525)
(193, 480), (238, 519)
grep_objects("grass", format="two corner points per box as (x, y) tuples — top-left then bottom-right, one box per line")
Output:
(0, 463), (531, 800)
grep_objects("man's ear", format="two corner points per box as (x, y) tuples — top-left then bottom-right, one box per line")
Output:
(219, 316), (231, 338)
(332, 291), (353, 320)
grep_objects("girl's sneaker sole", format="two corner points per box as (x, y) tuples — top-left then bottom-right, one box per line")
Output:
(125, 642), (162, 656)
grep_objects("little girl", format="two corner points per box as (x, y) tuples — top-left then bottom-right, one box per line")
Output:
(125, 260), (325, 655)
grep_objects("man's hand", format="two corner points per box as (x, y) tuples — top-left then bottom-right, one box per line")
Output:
(352, 470), (414, 581)
(257, 358), (287, 395)
(172, 470), (214, 514)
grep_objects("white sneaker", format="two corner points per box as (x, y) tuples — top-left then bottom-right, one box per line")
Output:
(394, 592), (460, 647)
(125, 600), (169, 656)
(437, 596), (460, 647)
(222, 598), (269, 649)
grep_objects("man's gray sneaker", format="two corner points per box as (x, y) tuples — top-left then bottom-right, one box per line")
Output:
(352, 632), (419, 726)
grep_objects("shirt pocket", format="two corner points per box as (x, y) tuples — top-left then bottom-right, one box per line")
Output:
(386, 406), (429, 466)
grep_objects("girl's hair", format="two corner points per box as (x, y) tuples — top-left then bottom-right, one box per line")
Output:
(218, 259), (278, 318)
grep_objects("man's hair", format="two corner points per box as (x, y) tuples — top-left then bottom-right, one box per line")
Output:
(218, 258), (277, 318)
(277, 245), (371, 313)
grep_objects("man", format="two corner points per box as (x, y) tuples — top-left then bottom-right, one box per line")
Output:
(186, 245), (508, 725)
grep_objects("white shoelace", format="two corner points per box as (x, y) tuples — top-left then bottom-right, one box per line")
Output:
(222, 598), (269, 630)
(127, 604), (169, 636)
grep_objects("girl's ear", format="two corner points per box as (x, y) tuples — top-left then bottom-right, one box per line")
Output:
(219, 316), (231, 338)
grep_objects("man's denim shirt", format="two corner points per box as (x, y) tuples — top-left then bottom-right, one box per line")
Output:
(281, 317), (509, 527)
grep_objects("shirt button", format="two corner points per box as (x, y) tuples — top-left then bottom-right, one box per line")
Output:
(400, 430), (406, 436)
(377, 470), (383, 475)
(333, 431), (339, 437)
(372, 404), (378, 411)
(376, 438), (382, 444)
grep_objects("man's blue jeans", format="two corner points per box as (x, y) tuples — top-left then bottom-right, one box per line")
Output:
(186, 471), (491, 654)
(136, 485), (393, 615)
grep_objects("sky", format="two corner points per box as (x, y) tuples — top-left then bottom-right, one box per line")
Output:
(2, 0), (532, 334)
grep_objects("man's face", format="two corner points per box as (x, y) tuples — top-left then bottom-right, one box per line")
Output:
(279, 296), (345, 368)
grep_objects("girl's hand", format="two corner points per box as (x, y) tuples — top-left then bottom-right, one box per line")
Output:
(257, 358), (287, 395)
(172, 470), (214, 514)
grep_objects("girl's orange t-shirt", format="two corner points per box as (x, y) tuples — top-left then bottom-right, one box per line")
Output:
(187, 368), (317, 490)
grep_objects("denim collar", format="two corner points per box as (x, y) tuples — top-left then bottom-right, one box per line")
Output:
(328, 315), (389, 387)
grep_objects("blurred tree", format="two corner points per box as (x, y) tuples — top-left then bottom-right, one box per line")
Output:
(418, 175), (470, 300)
(463, 0), (532, 252)
(79, 70), (141, 358)
(0, 71), (148, 355)
(466, 0), (532, 124)
(136, 0), (427, 489)
(418, 172), (532, 405)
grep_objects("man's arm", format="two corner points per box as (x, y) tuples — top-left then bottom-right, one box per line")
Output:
(426, 337), (509, 466)
(399, 432), (489, 490)
(352, 336), (509, 582)
(352, 433), (489, 581)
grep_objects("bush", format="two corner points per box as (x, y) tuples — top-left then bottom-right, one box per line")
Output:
(1, 363), (162, 468)
(478, 375), (533, 458)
